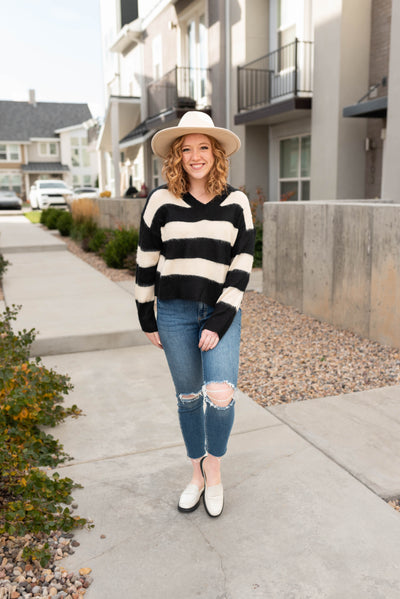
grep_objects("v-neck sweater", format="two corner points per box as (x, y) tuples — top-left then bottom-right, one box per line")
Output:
(135, 184), (255, 339)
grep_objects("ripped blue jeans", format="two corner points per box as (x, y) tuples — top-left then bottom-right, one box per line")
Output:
(157, 299), (241, 459)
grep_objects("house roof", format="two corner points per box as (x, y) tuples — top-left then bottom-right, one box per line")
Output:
(0, 100), (92, 141)
(21, 162), (70, 173)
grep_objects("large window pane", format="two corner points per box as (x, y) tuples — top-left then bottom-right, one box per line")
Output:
(82, 149), (90, 167)
(199, 15), (207, 97)
(280, 137), (299, 178)
(301, 180), (310, 201)
(0, 145), (6, 160)
(9, 145), (20, 160)
(188, 20), (196, 98)
(0, 174), (9, 189)
(49, 143), (57, 156)
(12, 174), (22, 192)
(71, 148), (80, 167)
(301, 136), (311, 177)
(278, 0), (297, 28)
(280, 180), (298, 201)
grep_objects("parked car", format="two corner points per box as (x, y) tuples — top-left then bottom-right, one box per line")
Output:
(0, 190), (23, 210)
(29, 180), (72, 210)
(71, 186), (99, 200)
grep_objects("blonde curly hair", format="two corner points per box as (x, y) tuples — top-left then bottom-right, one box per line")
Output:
(161, 135), (229, 198)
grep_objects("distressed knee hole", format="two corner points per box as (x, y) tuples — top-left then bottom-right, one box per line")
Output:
(179, 391), (202, 402)
(206, 382), (234, 408)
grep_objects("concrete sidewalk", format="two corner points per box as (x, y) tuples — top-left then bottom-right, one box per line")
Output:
(2, 215), (400, 597)
(0, 216), (145, 355)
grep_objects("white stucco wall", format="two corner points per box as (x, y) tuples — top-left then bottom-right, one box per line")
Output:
(310, 0), (371, 200)
(381, 0), (400, 202)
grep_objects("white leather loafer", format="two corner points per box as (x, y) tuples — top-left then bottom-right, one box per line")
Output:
(178, 483), (204, 513)
(203, 482), (224, 517)
(200, 457), (224, 517)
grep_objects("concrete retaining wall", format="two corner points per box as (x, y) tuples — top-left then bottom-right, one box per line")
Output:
(93, 197), (147, 230)
(263, 201), (400, 348)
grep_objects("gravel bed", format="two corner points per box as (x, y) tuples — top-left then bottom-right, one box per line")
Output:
(239, 291), (400, 406)
(0, 530), (93, 598)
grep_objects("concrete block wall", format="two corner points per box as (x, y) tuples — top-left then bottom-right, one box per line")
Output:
(263, 201), (400, 348)
(93, 197), (146, 230)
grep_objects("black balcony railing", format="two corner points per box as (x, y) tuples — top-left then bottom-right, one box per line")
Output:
(237, 39), (313, 112)
(147, 66), (210, 118)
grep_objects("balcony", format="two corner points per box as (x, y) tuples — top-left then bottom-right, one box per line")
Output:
(147, 66), (210, 120)
(235, 39), (313, 125)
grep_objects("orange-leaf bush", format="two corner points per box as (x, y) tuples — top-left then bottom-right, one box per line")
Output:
(0, 305), (90, 563)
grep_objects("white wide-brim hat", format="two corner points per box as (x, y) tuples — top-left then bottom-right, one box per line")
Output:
(151, 111), (241, 158)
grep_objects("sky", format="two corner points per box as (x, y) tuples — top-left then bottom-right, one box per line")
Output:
(0, 0), (105, 119)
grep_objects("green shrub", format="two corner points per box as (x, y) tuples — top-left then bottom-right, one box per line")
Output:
(70, 219), (97, 243)
(0, 253), (10, 282)
(253, 223), (263, 268)
(88, 228), (113, 253)
(123, 252), (137, 274)
(103, 228), (139, 269)
(0, 305), (90, 563)
(40, 207), (59, 226)
(46, 209), (63, 230)
(57, 211), (73, 236)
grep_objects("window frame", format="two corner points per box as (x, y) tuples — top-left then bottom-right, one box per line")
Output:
(0, 171), (22, 192)
(278, 134), (311, 202)
(70, 136), (89, 168)
(38, 142), (58, 157)
(0, 144), (21, 162)
(179, 2), (208, 106)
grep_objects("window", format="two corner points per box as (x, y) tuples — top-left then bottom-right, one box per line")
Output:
(0, 172), (22, 192)
(71, 137), (90, 167)
(277, 0), (297, 71)
(73, 175), (80, 187)
(0, 144), (21, 161)
(83, 175), (91, 185)
(279, 135), (310, 201)
(39, 142), (58, 157)
(182, 11), (208, 105)
(82, 148), (90, 167)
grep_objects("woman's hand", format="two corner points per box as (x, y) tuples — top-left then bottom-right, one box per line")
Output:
(145, 331), (163, 349)
(198, 329), (219, 352)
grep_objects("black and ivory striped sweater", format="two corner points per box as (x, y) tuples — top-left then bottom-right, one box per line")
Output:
(135, 184), (255, 339)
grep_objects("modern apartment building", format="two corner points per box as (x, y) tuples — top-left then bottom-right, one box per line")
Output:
(98, 0), (399, 203)
(98, 0), (234, 197)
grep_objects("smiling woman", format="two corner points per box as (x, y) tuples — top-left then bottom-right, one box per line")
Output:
(135, 111), (255, 518)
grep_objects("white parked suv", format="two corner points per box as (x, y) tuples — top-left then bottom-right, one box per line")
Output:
(29, 180), (73, 210)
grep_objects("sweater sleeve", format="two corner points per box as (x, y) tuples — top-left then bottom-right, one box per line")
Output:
(204, 192), (255, 339)
(135, 192), (162, 333)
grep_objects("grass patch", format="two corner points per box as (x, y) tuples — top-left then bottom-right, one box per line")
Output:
(24, 211), (42, 224)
